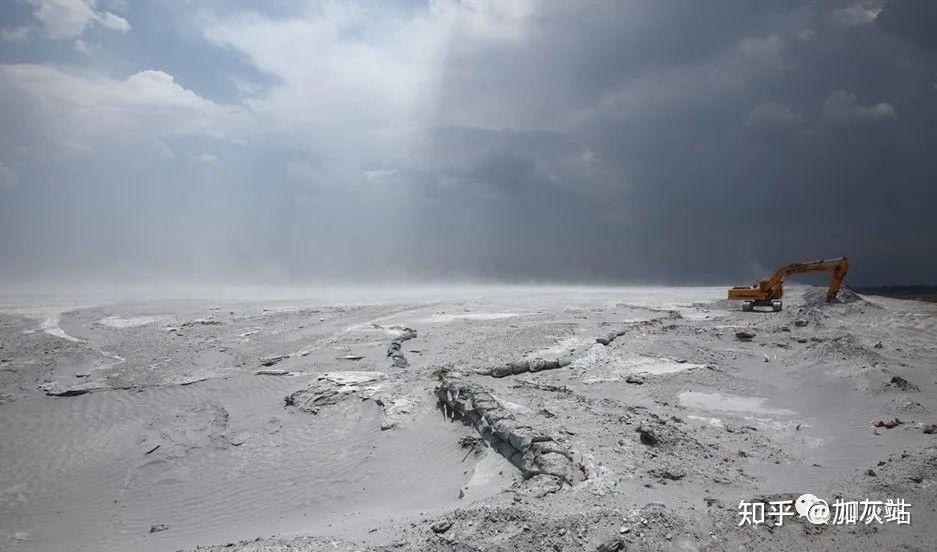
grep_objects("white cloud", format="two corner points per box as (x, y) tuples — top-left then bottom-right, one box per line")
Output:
(29, 0), (95, 39)
(73, 38), (94, 54)
(121, 70), (215, 110)
(231, 75), (261, 97)
(0, 27), (32, 42)
(186, 152), (217, 163)
(201, 3), (445, 129)
(2, 65), (214, 112)
(362, 168), (398, 182)
(0, 64), (246, 155)
(740, 35), (783, 61)
(96, 11), (131, 33)
(0, 162), (18, 188)
(198, 1), (540, 163)
(96, 0), (128, 11)
(832, 1), (884, 27)
(822, 89), (896, 122)
(432, 0), (538, 44)
(27, 0), (131, 40)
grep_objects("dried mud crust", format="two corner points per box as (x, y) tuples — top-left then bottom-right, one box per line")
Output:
(437, 379), (582, 488)
(283, 371), (418, 430)
(284, 373), (383, 414)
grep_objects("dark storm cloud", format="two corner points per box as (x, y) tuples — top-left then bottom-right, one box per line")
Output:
(417, 0), (937, 284)
(0, 0), (935, 286)
(877, 0), (937, 52)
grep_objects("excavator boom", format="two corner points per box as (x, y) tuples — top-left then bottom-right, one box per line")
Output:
(728, 257), (849, 312)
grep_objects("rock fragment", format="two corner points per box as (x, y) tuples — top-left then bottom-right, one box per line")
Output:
(596, 536), (624, 552)
(870, 418), (902, 429)
(40, 381), (98, 397)
(636, 425), (660, 447)
(387, 327), (417, 368)
(181, 318), (221, 327)
(649, 468), (686, 481)
(431, 519), (452, 534)
(884, 376), (919, 392)
(286, 372), (384, 414)
(256, 369), (290, 376)
(260, 355), (289, 367)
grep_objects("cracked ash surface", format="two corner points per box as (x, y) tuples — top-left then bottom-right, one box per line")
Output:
(0, 285), (935, 551)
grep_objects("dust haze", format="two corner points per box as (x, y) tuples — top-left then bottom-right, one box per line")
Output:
(2, 1), (936, 287)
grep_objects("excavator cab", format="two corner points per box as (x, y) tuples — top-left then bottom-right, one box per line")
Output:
(728, 257), (849, 312)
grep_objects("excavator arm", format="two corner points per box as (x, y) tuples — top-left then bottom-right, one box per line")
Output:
(728, 257), (849, 311)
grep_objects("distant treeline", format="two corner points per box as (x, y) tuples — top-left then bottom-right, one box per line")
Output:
(853, 286), (937, 303)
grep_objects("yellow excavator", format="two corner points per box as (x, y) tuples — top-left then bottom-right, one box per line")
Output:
(728, 257), (849, 312)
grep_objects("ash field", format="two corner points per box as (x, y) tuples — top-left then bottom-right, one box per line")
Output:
(0, 285), (935, 551)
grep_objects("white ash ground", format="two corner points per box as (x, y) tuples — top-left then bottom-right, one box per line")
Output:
(0, 286), (934, 551)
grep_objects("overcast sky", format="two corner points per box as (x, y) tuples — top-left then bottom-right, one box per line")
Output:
(1, 0), (935, 287)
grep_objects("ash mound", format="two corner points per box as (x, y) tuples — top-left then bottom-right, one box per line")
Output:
(800, 285), (881, 312)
